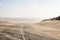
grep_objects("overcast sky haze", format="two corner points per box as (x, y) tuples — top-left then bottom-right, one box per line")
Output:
(0, 0), (60, 19)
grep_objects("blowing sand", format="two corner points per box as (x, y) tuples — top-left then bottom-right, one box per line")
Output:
(0, 20), (59, 40)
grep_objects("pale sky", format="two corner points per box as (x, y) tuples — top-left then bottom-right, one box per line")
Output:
(0, 0), (60, 19)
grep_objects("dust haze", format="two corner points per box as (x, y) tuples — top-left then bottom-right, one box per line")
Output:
(0, 0), (60, 40)
(0, 16), (60, 40)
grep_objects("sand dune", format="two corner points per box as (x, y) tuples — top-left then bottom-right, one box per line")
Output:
(36, 20), (60, 40)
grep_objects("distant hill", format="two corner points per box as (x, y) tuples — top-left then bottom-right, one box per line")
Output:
(42, 16), (60, 21)
(50, 16), (60, 20)
(36, 16), (60, 29)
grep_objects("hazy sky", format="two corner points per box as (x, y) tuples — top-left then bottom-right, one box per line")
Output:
(0, 0), (60, 19)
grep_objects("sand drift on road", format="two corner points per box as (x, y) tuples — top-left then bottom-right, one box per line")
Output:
(0, 20), (59, 40)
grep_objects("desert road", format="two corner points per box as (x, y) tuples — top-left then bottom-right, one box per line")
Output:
(0, 23), (58, 40)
